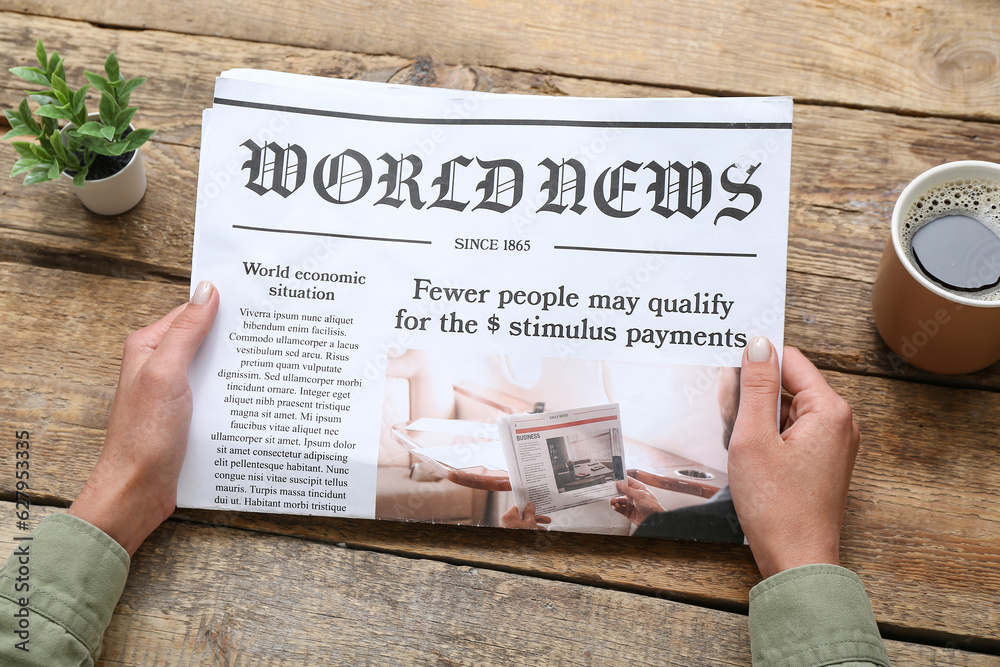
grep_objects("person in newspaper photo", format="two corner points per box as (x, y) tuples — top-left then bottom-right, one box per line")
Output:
(381, 350), (744, 535)
(502, 364), (743, 542)
(0, 287), (888, 666)
(611, 364), (743, 542)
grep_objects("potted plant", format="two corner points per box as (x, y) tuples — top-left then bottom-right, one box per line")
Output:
(4, 40), (155, 215)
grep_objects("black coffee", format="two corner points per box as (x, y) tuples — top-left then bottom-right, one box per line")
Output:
(902, 177), (1000, 300)
(911, 214), (1000, 292)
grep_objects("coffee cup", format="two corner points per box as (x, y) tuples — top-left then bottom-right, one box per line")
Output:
(871, 160), (1000, 374)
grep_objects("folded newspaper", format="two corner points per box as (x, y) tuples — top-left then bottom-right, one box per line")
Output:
(178, 69), (792, 543)
(498, 403), (626, 516)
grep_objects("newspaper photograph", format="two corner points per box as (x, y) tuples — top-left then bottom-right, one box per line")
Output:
(497, 404), (625, 516)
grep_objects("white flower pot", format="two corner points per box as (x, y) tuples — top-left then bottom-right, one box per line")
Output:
(60, 113), (148, 216)
(71, 147), (146, 215)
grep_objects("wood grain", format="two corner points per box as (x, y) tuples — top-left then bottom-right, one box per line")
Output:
(2, 4), (1000, 659)
(2, 265), (999, 645)
(1, 1), (998, 120)
(0, 12), (412, 149)
(1, 505), (996, 666)
(3, 16), (1000, 385)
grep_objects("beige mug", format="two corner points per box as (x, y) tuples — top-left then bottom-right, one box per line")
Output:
(871, 160), (1000, 374)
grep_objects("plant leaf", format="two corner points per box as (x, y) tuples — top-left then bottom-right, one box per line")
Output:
(114, 107), (137, 133)
(3, 126), (37, 139)
(35, 39), (47, 71)
(45, 132), (68, 163)
(50, 51), (65, 80)
(84, 71), (113, 95)
(10, 156), (40, 176)
(72, 85), (89, 115)
(106, 141), (131, 156)
(41, 116), (59, 137)
(73, 121), (107, 137)
(3, 111), (26, 135)
(50, 74), (71, 101)
(11, 142), (37, 159)
(73, 168), (87, 187)
(28, 143), (52, 161)
(104, 51), (121, 82)
(100, 124), (116, 140)
(98, 93), (119, 126)
(18, 98), (41, 134)
(47, 161), (60, 180)
(73, 105), (88, 128)
(71, 135), (98, 151)
(9, 66), (50, 87)
(23, 166), (54, 186)
(124, 127), (155, 150)
(65, 148), (81, 169)
(117, 76), (146, 100)
(78, 136), (112, 156)
(34, 104), (73, 120)
(28, 93), (57, 106)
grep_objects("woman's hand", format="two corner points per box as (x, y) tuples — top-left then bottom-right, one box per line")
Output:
(728, 337), (860, 579)
(69, 281), (219, 556)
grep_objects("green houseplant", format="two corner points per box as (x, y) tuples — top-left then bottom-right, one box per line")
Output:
(4, 40), (155, 215)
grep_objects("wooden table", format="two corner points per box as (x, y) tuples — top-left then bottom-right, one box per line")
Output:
(2, 2), (999, 664)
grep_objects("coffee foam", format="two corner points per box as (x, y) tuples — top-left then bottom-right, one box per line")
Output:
(901, 177), (1000, 301)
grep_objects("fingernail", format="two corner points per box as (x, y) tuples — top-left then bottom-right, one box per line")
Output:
(191, 280), (214, 305)
(748, 336), (771, 362)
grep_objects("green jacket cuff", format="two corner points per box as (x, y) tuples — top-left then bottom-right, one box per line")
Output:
(0, 513), (130, 664)
(749, 563), (890, 667)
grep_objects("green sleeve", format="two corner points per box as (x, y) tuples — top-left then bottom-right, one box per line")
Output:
(0, 513), (130, 666)
(748, 563), (891, 666)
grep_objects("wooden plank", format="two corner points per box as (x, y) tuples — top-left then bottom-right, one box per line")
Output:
(0, 505), (996, 666)
(3, 266), (999, 644)
(2, 1), (999, 121)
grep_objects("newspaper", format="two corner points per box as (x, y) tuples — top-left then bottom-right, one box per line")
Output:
(177, 69), (792, 541)
(497, 404), (625, 515)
